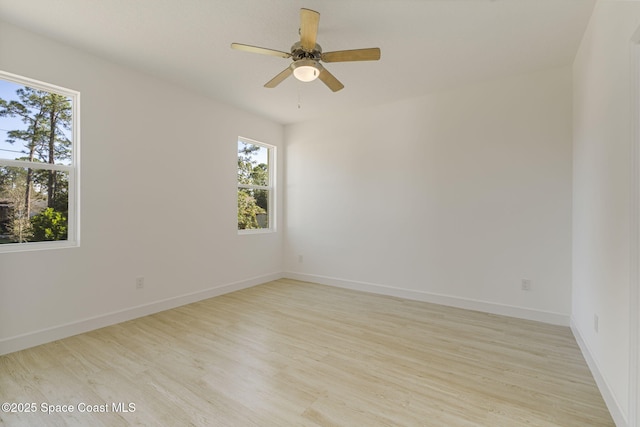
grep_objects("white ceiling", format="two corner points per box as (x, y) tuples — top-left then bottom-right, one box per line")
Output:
(0, 0), (595, 125)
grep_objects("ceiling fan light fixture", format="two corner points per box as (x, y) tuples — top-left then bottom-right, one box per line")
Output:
(292, 59), (320, 82)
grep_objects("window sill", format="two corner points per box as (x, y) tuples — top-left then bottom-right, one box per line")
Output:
(0, 240), (79, 254)
(238, 228), (276, 236)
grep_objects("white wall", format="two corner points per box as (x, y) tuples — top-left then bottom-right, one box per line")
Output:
(0, 21), (284, 355)
(572, 1), (640, 425)
(285, 66), (573, 325)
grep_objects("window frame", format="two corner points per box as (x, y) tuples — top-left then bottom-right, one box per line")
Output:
(237, 137), (275, 234)
(0, 70), (80, 253)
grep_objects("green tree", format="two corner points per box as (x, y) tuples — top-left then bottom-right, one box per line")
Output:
(237, 142), (269, 229)
(30, 207), (67, 241)
(237, 143), (261, 184)
(237, 189), (266, 230)
(251, 163), (269, 212)
(0, 88), (48, 218)
(32, 168), (69, 213)
(40, 92), (72, 210)
(0, 167), (34, 242)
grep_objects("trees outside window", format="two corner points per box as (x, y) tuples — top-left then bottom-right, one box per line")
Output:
(237, 138), (274, 232)
(0, 71), (79, 250)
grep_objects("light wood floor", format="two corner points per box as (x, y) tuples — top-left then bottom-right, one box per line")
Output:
(1, 279), (613, 426)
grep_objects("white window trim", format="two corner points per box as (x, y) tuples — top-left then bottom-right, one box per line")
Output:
(0, 70), (80, 253)
(237, 136), (276, 235)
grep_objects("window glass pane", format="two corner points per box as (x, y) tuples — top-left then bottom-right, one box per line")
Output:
(0, 166), (69, 243)
(237, 140), (269, 186)
(0, 79), (73, 166)
(237, 188), (269, 230)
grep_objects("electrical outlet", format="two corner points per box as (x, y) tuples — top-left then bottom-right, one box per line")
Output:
(136, 276), (144, 289)
(521, 279), (531, 291)
(298, 254), (304, 263)
(594, 314), (599, 333)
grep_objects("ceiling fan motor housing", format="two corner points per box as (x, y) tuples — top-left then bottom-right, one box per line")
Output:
(291, 41), (322, 61)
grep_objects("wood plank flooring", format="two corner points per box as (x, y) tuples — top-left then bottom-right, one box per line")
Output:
(0, 279), (613, 426)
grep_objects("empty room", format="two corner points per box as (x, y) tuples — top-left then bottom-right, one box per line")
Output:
(0, 0), (638, 425)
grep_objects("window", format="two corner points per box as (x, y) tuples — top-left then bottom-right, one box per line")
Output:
(237, 138), (274, 232)
(0, 71), (79, 251)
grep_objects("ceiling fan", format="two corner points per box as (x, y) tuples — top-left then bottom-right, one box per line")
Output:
(231, 8), (381, 92)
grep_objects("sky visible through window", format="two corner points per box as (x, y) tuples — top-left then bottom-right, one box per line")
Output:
(239, 140), (268, 166)
(0, 80), (25, 161)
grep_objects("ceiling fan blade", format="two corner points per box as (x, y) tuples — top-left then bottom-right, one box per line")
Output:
(299, 8), (320, 51)
(231, 43), (291, 58)
(264, 67), (293, 88)
(317, 67), (344, 92)
(321, 48), (381, 63)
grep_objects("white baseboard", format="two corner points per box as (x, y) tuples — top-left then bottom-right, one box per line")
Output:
(0, 272), (283, 356)
(571, 318), (628, 427)
(285, 271), (570, 326)
(0, 270), (571, 354)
